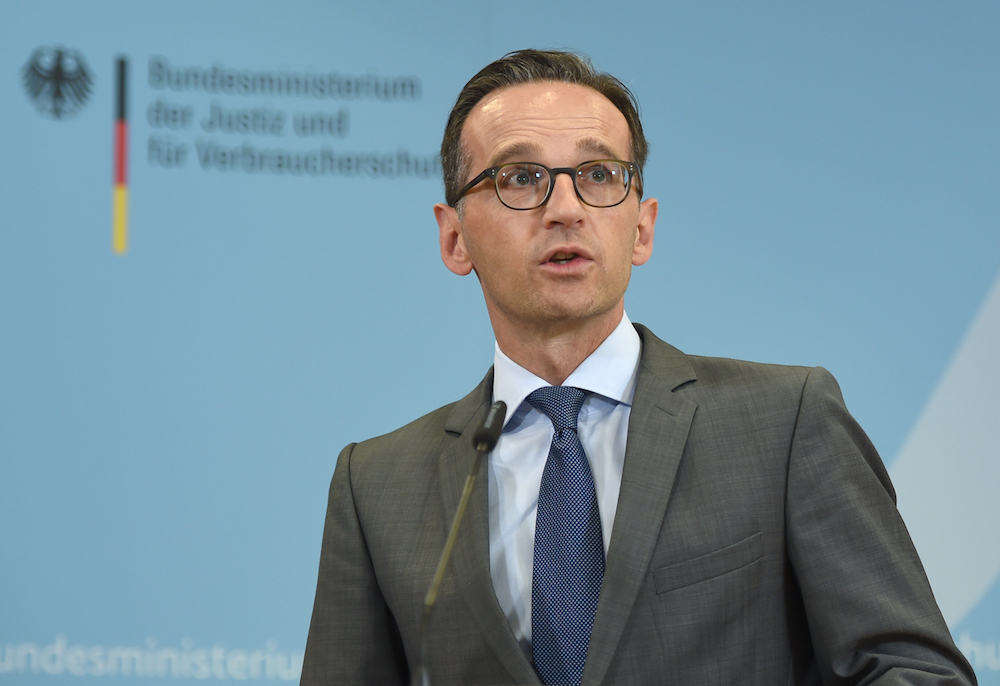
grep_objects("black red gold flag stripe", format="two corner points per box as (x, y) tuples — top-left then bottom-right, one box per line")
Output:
(113, 57), (128, 254)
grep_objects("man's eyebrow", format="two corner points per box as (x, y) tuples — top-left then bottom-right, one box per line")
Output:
(576, 138), (620, 160)
(486, 138), (622, 168)
(488, 141), (542, 167)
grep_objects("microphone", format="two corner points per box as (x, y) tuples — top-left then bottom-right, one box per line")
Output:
(413, 401), (507, 686)
(472, 400), (506, 453)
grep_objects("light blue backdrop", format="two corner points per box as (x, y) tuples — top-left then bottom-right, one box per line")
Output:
(2, 1), (998, 682)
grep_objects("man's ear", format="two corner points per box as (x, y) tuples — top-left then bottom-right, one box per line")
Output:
(435, 203), (474, 276)
(632, 197), (657, 266)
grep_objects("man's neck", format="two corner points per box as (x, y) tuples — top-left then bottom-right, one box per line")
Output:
(492, 307), (624, 386)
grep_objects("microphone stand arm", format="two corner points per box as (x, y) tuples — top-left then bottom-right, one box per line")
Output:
(413, 401), (506, 686)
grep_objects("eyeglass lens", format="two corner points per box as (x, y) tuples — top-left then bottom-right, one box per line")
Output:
(495, 161), (630, 209)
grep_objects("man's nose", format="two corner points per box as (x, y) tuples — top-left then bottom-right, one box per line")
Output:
(542, 172), (585, 226)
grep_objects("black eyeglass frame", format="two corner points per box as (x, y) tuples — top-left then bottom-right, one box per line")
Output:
(449, 159), (642, 210)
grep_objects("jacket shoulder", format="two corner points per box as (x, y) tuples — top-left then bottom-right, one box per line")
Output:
(635, 322), (836, 403)
(344, 368), (493, 476)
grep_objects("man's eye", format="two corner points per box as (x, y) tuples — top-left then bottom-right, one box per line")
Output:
(580, 163), (615, 184)
(499, 165), (542, 188)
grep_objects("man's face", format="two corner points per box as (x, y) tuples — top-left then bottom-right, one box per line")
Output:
(435, 81), (657, 339)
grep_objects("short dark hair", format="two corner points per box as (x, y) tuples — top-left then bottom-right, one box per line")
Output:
(441, 49), (648, 207)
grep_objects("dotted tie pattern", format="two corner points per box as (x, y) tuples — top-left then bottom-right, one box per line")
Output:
(528, 386), (604, 686)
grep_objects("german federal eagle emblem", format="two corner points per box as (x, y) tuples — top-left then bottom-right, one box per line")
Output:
(22, 46), (93, 119)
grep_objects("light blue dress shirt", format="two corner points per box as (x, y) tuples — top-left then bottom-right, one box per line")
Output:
(488, 313), (641, 653)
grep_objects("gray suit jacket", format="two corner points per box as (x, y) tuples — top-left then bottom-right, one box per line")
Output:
(301, 325), (975, 685)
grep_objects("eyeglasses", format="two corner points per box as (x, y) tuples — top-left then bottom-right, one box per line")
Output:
(450, 159), (641, 210)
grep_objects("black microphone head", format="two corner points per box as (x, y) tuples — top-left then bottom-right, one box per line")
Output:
(472, 401), (506, 452)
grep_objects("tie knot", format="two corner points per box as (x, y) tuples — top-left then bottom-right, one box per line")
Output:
(527, 386), (587, 432)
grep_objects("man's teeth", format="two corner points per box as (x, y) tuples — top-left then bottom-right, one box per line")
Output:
(551, 253), (577, 264)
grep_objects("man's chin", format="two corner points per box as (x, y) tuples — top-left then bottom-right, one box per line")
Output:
(523, 300), (624, 331)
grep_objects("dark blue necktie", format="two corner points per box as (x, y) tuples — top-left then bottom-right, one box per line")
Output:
(528, 386), (604, 686)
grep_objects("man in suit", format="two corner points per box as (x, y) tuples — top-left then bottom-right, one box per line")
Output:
(301, 50), (976, 685)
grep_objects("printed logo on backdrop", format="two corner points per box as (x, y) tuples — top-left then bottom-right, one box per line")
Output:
(146, 56), (440, 179)
(22, 46), (93, 119)
(0, 636), (302, 681)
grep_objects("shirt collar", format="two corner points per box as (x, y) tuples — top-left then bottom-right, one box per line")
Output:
(492, 313), (641, 428)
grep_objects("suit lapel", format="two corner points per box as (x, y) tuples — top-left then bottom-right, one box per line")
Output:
(583, 326), (698, 686)
(439, 370), (541, 686)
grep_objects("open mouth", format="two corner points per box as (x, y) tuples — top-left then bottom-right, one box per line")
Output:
(549, 252), (579, 265)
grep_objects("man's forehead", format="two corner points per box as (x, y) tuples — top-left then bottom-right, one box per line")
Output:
(461, 81), (630, 167)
